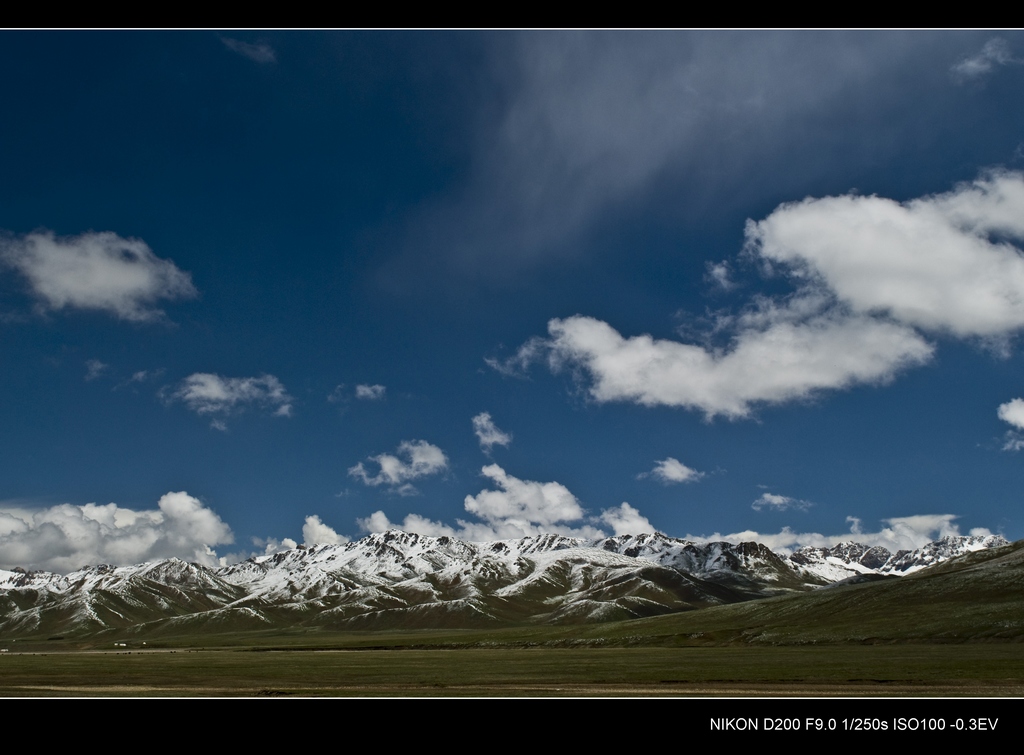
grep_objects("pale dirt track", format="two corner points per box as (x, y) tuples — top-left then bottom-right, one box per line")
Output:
(6, 682), (1024, 697)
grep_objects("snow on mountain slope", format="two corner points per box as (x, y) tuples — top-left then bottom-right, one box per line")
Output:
(788, 534), (1009, 582)
(881, 534), (1008, 574)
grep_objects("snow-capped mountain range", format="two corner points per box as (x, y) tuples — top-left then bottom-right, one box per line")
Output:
(0, 531), (1008, 637)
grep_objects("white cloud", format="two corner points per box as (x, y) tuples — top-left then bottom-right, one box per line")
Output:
(359, 464), (655, 542)
(356, 510), (396, 535)
(951, 38), (1018, 82)
(689, 513), (967, 555)
(301, 515), (349, 546)
(165, 373), (293, 421)
(751, 492), (813, 512)
(221, 37), (277, 64)
(539, 311), (931, 420)
(355, 384), (386, 400)
(0, 491), (233, 573)
(0, 230), (197, 321)
(348, 440), (449, 494)
(641, 457), (703, 484)
(599, 502), (654, 536)
(997, 397), (1024, 451)
(465, 464), (586, 529)
(504, 172), (1024, 419)
(472, 412), (512, 452)
(747, 172), (1024, 339)
(998, 397), (1024, 430)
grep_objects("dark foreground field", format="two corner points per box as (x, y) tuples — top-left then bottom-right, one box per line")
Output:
(2, 644), (1023, 697)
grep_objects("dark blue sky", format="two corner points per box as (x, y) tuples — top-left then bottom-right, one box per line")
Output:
(2, 31), (1024, 571)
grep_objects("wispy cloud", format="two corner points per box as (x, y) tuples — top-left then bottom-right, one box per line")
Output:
(472, 412), (512, 453)
(485, 337), (548, 378)
(355, 384), (386, 400)
(0, 230), (196, 322)
(348, 440), (449, 495)
(84, 359), (109, 381)
(164, 373), (293, 426)
(221, 37), (277, 64)
(639, 458), (703, 484)
(395, 33), (943, 279)
(705, 261), (737, 292)
(951, 38), (1018, 83)
(751, 492), (813, 512)
(114, 368), (164, 392)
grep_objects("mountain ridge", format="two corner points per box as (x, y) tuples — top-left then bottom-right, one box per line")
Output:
(0, 531), (1008, 638)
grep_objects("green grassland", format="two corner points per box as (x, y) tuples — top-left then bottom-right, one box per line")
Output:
(2, 645), (1022, 697)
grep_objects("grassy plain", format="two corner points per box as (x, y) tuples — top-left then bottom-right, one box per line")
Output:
(2, 644), (1022, 697)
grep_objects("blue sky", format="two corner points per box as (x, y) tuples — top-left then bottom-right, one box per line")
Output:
(3, 31), (1024, 571)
